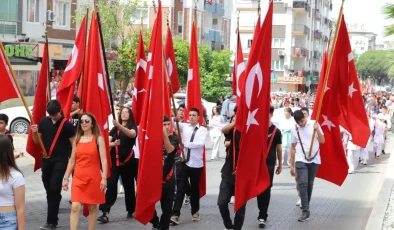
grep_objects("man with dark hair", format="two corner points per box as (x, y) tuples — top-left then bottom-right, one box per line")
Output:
(293, 98), (301, 110)
(150, 116), (179, 230)
(256, 106), (283, 228)
(379, 105), (391, 154)
(0, 113), (22, 158)
(171, 108), (208, 225)
(290, 110), (325, 222)
(300, 107), (310, 119)
(176, 104), (185, 122)
(217, 106), (245, 230)
(31, 100), (75, 230)
(69, 95), (81, 129)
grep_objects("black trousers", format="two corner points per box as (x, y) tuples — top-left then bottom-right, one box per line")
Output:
(41, 160), (67, 225)
(150, 183), (175, 230)
(174, 161), (191, 198)
(217, 175), (246, 230)
(99, 158), (138, 213)
(172, 163), (202, 216)
(257, 166), (275, 221)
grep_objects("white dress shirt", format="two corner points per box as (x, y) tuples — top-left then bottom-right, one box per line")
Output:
(291, 120), (323, 164)
(179, 122), (208, 168)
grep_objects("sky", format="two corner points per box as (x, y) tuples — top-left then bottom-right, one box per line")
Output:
(332, 0), (393, 42)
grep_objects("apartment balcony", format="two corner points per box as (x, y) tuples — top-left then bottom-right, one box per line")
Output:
(314, 10), (321, 20)
(204, 29), (222, 42)
(291, 47), (308, 58)
(313, 51), (321, 59)
(314, 30), (322, 39)
(293, 1), (309, 13)
(204, 2), (225, 16)
(0, 20), (20, 37)
(292, 24), (309, 35)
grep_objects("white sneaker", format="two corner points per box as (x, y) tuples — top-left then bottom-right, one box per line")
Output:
(296, 198), (301, 206)
(229, 196), (234, 204)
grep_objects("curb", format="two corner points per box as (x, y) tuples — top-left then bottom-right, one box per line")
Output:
(366, 134), (394, 230)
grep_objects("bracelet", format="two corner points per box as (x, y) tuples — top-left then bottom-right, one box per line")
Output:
(63, 177), (69, 181)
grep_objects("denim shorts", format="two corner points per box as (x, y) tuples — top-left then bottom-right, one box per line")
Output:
(0, 211), (17, 230)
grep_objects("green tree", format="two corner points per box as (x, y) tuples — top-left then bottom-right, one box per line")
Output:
(76, 0), (148, 104)
(382, 3), (394, 36)
(356, 50), (394, 85)
(172, 36), (232, 101)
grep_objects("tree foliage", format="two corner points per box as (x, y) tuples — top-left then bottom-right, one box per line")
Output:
(382, 3), (394, 37)
(356, 50), (394, 85)
(172, 36), (231, 101)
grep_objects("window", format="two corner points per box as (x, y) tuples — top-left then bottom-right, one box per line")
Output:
(272, 60), (284, 71)
(27, 0), (40, 23)
(131, 8), (148, 24)
(53, 0), (71, 28)
(213, 19), (218, 25)
(272, 38), (285, 48)
(0, 0), (18, 21)
(247, 39), (253, 48)
(177, 11), (183, 33)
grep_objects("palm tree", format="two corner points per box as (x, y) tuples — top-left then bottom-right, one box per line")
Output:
(382, 3), (394, 36)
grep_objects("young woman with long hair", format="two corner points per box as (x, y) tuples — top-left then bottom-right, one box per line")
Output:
(0, 134), (25, 230)
(209, 106), (225, 160)
(62, 113), (108, 230)
(98, 107), (138, 223)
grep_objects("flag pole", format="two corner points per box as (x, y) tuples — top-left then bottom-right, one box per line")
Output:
(44, 28), (51, 100)
(96, 11), (117, 120)
(307, 0), (345, 159)
(0, 41), (48, 157)
(164, 17), (186, 160)
(78, 8), (89, 110)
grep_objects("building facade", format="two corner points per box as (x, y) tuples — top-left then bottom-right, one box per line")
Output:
(0, 0), (78, 96)
(230, 0), (333, 93)
(348, 23), (377, 58)
(134, 0), (233, 51)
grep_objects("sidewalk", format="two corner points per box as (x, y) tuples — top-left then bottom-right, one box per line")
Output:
(15, 134), (392, 229)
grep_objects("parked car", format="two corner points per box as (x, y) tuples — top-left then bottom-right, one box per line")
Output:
(0, 106), (32, 134)
(173, 93), (217, 122)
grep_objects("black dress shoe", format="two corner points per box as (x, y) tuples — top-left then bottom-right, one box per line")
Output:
(127, 212), (134, 219)
(40, 223), (57, 230)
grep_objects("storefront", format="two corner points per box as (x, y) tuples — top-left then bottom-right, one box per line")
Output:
(272, 76), (303, 92)
(307, 76), (320, 93)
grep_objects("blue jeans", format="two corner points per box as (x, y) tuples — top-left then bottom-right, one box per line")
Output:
(0, 211), (17, 230)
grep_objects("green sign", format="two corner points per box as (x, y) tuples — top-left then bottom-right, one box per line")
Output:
(5, 44), (33, 57)
(271, 74), (277, 83)
(308, 76), (320, 83)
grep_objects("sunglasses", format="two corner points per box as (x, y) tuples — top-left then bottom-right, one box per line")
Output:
(80, 119), (91, 124)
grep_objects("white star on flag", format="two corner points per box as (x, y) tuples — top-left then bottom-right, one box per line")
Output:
(246, 108), (259, 132)
(348, 82), (357, 98)
(321, 115), (336, 131)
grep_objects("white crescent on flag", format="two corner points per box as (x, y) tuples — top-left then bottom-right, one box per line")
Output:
(245, 63), (263, 109)
(65, 45), (78, 72)
(167, 58), (173, 76)
(236, 62), (246, 96)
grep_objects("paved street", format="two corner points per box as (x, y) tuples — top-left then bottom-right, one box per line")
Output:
(14, 133), (392, 230)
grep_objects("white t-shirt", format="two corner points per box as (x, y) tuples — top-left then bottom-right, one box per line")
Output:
(0, 169), (24, 206)
(291, 120), (323, 164)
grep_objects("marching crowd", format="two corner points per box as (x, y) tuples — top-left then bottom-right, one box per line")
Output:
(0, 90), (393, 230)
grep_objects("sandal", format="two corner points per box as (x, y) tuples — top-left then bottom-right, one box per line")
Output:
(97, 213), (109, 223)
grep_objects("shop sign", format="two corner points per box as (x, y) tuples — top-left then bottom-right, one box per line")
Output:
(4, 44), (34, 57)
(276, 76), (303, 84)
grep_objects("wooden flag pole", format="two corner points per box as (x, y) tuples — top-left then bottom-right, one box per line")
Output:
(0, 41), (48, 157)
(307, 0), (345, 159)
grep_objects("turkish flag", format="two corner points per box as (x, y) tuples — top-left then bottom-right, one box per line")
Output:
(135, 1), (163, 224)
(26, 42), (49, 171)
(234, 2), (273, 212)
(232, 31), (245, 105)
(83, 11), (112, 177)
(185, 22), (207, 198)
(0, 43), (20, 102)
(165, 28), (180, 94)
(312, 48), (349, 186)
(235, 15), (261, 132)
(57, 15), (87, 119)
(132, 30), (147, 125)
(333, 15), (370, 147)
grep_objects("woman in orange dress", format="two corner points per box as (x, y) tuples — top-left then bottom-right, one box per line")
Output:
(62, 112), (108, 230)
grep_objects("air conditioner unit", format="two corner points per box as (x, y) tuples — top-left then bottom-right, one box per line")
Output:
(47, 10), (55, 22)
(278, 50), (285, 56)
